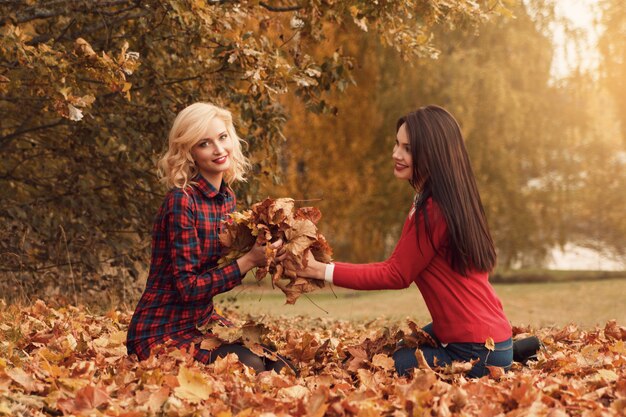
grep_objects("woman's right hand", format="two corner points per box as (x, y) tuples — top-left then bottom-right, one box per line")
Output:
(236, 239), (284, 275)
(297, 251), (327, 281)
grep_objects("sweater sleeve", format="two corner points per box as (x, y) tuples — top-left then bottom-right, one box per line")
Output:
(333, 199), (447, 290)
(167, 191), (242, 303)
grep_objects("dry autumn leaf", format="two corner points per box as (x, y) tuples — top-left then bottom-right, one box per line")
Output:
(485, 337), (495, 351)
(219, 197), (333, 304)
(371, 353), (395, 371)
(6, 367), (43, 393)
(199, 337), (222, 351)
(404, 320), (438, 348)
(1, 301), (625, 416)
(415, 349), (433, 371)
(57, 385), (110, 415)
(174, 366), (213, 404)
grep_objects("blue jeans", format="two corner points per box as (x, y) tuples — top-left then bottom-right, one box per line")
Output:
(393, 323), (513, 378)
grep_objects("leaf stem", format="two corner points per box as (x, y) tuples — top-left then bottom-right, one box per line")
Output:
(303, 294), (328, 314)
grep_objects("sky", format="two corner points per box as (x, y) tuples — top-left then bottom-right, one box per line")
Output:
(551, 0), (601, 78)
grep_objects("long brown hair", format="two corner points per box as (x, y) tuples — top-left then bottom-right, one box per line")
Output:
(397, 105), (496, 275)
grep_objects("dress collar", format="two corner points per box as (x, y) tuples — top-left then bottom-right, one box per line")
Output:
(192, 174), (228, 199)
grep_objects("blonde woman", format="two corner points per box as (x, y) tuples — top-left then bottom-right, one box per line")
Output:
(127, 103), (291, 373)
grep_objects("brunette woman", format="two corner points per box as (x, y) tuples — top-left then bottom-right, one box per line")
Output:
(299, 105), (513, 378)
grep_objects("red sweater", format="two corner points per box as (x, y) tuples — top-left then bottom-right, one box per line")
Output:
(333, 198), (512, 344)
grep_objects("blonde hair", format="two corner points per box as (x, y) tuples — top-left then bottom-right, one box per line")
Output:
(158, 102), (251, 189)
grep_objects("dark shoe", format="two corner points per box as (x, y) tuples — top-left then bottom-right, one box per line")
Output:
(513, 336), (541, 363)
(269, 355), (300, 377)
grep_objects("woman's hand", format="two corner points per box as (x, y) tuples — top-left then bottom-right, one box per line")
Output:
(236, 239), (285, 275)
(297, 251), (327, 281)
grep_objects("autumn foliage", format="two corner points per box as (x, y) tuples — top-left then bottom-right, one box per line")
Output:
(219, 198), (333, 304)
(0, 0), (498, 302)
(2, 300), (626, 416)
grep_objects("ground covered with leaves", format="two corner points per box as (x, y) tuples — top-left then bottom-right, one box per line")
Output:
(1, 301), (625, 416)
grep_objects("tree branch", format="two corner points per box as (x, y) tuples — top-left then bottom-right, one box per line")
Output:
(0, 4), (61, 25)
(0, 119), (66, 147)
(53, 16), (76, 43)
(0, 0), (137, 26)
(160, 75), (203, 87)
(0, 151), (48, 177)
(14, 184), (114, 208)
(206, 0), (303, 12)
(259, 1), (303, 12)
(26, 9), (149, 45)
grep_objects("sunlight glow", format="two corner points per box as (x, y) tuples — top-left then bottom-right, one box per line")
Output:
(551, 0), (601, 78)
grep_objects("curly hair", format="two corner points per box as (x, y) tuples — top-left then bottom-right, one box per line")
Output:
(157, 102), (251, 189)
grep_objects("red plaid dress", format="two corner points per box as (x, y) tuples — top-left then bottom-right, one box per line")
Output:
(127, 175), (242, 362)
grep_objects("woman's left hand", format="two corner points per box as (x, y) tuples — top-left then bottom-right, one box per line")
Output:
(237, 239), (284, 274)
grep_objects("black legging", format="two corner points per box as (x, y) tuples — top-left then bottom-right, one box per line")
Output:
(207, 343), (297, 375)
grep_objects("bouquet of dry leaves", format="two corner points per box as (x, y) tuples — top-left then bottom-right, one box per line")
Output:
(218, 197), (333, 304)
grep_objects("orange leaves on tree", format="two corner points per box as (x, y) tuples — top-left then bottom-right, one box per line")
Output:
(219, 197), (333, 304)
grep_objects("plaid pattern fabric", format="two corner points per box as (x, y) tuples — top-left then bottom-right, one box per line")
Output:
(127, 175), (242, 361)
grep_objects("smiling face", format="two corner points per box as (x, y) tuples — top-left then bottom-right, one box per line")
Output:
(393, 123), (413, 181)
(190, 117), (233, 189)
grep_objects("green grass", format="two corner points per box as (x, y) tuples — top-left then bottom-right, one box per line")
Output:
(215, 277), (626, 328)
(490, 269), (626, 283)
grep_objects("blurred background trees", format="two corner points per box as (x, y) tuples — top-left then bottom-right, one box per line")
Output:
(1, 0), (624, 303)
(264, 0), (626, 268)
